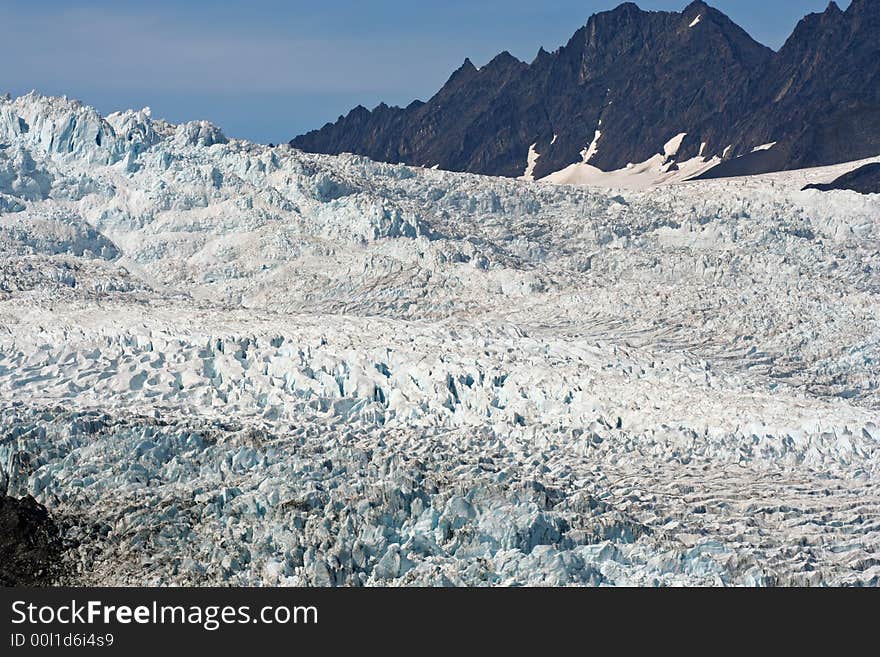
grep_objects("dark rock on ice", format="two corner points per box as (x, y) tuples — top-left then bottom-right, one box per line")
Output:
(802, 163), (880, 195)
(0, 494), (65, 586)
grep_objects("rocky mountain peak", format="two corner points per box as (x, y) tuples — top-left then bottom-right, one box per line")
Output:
(291, 1), (880, 182)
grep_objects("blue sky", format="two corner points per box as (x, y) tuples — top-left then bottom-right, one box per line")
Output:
(0, 1), (849, 143)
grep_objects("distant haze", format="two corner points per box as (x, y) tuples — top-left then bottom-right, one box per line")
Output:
(0, 0), (851, 143)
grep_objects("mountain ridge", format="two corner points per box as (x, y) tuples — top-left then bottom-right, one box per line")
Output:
(291, 0), (880, 182)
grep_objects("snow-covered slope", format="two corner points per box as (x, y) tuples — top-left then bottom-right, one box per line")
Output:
(541, 130), (725, 189)
(1, 93), (879, 586)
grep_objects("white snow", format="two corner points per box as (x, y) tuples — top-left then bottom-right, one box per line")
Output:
(521, 142), (541, 181)
(663, 132), (687, 158)
(544, 152), (721, 189)
(1, 92), (879, 587)
(752, 142), (778, 152)
(689, 15), (702, 28)
(544, 131), (722, 189)
(581, 128), (603, 164)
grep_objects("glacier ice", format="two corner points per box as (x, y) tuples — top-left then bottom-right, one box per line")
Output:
(0, 92), (879, 586)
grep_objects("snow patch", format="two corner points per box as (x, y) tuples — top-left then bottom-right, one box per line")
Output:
(581, 129), (602, 164)
(521, 143), (541, 181)
(543, 132), (720, 190)
(752, 142), (777, 153)
(664, 132), (688, 158)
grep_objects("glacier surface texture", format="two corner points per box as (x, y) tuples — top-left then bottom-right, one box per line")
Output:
(1, 93), (879, 586)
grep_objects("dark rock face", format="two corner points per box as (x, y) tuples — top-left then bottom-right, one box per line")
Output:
(700, 0), (880, 178)
(291, 1), (880, 181)
(803, 162), (880, 194)
(0, 494), (65, 586)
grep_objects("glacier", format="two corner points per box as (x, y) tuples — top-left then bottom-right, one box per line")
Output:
(1, 92), (879, 586)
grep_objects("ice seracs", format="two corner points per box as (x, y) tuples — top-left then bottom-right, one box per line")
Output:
(1, 92), (879, 586)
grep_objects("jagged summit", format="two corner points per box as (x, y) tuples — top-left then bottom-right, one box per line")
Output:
(291, 1), (880, 182)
